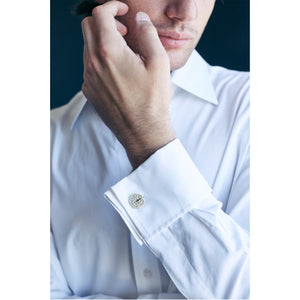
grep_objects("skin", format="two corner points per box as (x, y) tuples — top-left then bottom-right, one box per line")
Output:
(81, 0), (215, 169)
(117, 0), (216, 70)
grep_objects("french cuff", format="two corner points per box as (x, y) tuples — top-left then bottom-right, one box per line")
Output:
(104, 139), (214, 245)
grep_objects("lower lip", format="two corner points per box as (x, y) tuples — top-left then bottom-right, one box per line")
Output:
(159, 35), (190, 48)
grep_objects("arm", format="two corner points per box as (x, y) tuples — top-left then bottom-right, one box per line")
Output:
(80, 1), (175, 170)
(104, 139), (250, 299)
(51, 140), (249, 299)
(80, 1), (249, 298)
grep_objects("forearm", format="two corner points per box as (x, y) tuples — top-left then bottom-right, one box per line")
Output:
(104, 139), (250, 298)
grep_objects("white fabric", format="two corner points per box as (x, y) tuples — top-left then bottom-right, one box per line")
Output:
(51, 50), (250, 299)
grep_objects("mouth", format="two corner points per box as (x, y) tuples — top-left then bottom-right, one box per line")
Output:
(158, 31), (193, 49)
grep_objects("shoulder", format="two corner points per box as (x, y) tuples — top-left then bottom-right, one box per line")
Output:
(208, 66), (250, 97)
(208, 64), (249, 107)
(183, 51), (249, 109)
(51, 91), (86, 133)
(207, 64), (250, 146)
(51, 91), (87, 152)
(206, 64), (250, 126)
(209, 64), (249, 85)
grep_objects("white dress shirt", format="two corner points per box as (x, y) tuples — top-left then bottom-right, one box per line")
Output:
(51, 50), (250, 299)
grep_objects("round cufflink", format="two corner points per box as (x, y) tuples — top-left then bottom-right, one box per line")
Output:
(129, 193), (145, 209)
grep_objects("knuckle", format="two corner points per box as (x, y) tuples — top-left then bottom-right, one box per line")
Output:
(92, 5), (103, 17)
(85, 55), (99, 72)
(98, 44), (113, 61)
(81, 16), (92, 29)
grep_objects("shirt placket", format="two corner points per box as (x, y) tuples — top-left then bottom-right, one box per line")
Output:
(130, 234), (163, 295)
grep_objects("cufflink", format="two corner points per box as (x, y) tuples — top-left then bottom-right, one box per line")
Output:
(129, 193), (145, 209)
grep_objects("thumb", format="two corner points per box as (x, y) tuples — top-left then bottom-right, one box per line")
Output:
(135, 12), (169, 69)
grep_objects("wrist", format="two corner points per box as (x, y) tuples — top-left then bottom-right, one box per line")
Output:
(126, 132), (176, 169)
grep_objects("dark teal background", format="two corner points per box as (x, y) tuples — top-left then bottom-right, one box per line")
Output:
(51, 0), (249, 109)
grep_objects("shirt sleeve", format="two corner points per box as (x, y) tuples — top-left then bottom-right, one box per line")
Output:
(104, 139), (250, 299)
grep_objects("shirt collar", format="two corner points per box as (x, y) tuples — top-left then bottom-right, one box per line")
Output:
(171, 50), (218, 105)
(69, 50), (218, 130)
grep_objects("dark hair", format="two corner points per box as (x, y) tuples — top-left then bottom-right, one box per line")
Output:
(72, 0), (103, 17)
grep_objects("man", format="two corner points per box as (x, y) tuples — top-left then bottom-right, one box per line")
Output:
(51, 0), (249, 298)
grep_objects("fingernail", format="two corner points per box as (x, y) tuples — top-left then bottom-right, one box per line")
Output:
(136, 12), (150, 22)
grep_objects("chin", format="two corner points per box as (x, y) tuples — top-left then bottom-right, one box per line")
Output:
(167, 47), (193, 71)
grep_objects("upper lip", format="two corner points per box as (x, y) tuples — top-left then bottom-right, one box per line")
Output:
(157, 31), (193, 40)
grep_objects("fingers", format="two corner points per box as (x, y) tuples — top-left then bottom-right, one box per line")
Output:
(115, 19), (127, 37)
(81, 15), (127, 57)
(81, 1), (169, 74)
(81, 17), (97, 58)
(92, 1), (129, 46)
(135, 12), (169, 70)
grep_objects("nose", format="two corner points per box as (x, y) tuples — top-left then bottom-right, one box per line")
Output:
(166, 0), (197, 22)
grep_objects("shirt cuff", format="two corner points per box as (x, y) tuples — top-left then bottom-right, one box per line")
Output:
(104, 139), (216, 245)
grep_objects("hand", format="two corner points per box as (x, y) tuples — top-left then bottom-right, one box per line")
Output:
(81, 1), (176, 169)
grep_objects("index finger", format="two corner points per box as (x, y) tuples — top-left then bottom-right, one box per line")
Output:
(92, 1), (129, 46)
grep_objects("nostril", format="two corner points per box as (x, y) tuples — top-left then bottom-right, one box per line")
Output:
(166, 0), (197, 22)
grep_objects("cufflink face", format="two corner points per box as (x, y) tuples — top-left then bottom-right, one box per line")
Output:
(129, 193), (145, 209)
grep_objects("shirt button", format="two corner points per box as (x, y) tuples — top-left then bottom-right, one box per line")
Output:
(143, 268), (153, 278)
(129, 193), (145, 209)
